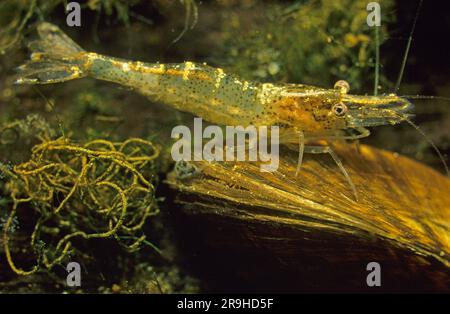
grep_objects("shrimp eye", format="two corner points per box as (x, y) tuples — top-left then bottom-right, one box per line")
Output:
(334, 80), (350, 94)
(332, 102), (348, 116)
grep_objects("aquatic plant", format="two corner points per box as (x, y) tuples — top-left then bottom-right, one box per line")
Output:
(0, 0), (36, 54)
(0, 0), (198, 54)
(0, 117), (160, 275)
(217, 0), (394, 92)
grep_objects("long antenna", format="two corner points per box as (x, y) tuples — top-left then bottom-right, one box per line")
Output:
(394, 0), (423, 93)
(373, 25), (380, 96)
(32, 86), (66, 139)
(398, 113), (450, 176)
(403, 95), (450, 102)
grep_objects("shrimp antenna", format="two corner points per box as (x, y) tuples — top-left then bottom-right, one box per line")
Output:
(394, 0), (423, 93)
(373, 21), (380, 96)
(397, 113), (449, 176)
(32, 86), (66, 139)
(403, 95), (450, 103)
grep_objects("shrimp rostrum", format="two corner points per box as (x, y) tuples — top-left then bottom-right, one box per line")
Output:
(15, 23), (448, 200)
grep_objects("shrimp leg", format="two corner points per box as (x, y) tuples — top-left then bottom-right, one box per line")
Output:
(303, 145), (358, 201)
(295, 130), (305, 176)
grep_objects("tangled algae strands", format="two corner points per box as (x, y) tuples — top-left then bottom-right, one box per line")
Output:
(167, 144), (450, 275)
(1, 126), (160, 275)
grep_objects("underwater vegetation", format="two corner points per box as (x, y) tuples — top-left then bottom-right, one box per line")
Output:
(216, 0), (394, 92)
(0, 115), (159, 275)
(0, 0), (199, 54)
(0, 0), (448, 293)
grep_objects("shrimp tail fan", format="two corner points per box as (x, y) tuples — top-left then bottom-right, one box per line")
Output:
(15, 22), (88, 85)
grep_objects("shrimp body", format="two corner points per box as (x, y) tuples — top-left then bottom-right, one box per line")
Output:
(85, 54), (343, 134)
(86, 53), (415, 142)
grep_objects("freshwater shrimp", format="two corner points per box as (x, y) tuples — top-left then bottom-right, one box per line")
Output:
(15, 22), (449, 200)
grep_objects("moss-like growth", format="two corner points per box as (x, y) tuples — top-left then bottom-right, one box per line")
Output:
(0, 116), (160, 275)
(216, 0), (393, 92)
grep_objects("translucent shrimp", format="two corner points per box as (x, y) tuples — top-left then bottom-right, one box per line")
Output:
(15, 22), (449, 200)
